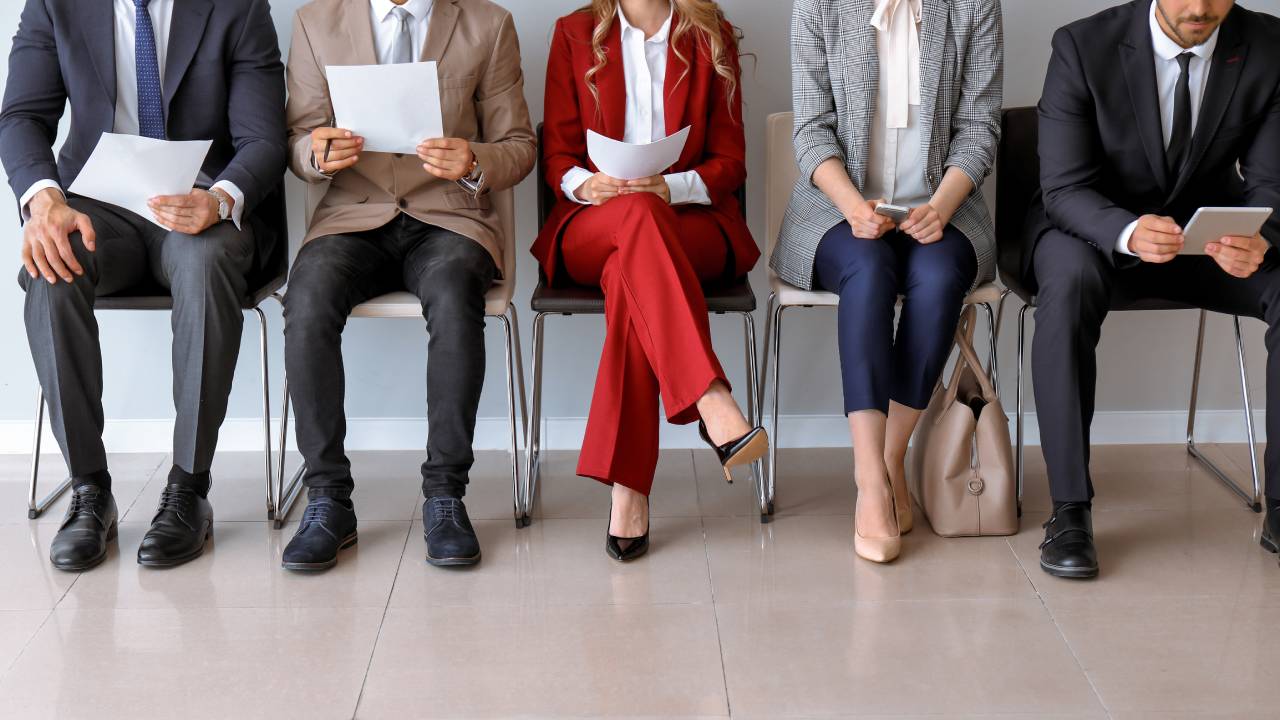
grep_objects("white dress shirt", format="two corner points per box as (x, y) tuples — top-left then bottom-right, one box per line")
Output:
(21, 0), (245, 228)
(1116, 0), (1219, 256)
(561, 6), (711, 206)
(862, 0), (931, 211)
(369, 0), (433, 65)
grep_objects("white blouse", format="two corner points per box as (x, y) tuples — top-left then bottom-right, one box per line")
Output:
(861, 0), (931, 209)
(561, 6), (710, 206)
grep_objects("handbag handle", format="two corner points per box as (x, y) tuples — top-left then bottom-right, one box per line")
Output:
(939, 306), (998, 407)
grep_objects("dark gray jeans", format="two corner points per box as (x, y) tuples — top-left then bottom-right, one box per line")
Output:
(19, 196), (255, 481)
(282, 214), (497, 501)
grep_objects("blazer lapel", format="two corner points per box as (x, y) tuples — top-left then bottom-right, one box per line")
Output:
(80, 1), (117, 109)
(421, 0), (459, 61)
(917, 0), (947, 165)
(597, 24), (627, 140)
(163, 0), (213, 109)
(662, 15), (693, 138)
(1119, 5), (1171, 192)
(1167, 12), (1246, 202)
(343, 0), (379, 66)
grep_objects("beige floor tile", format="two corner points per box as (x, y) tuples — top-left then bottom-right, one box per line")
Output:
(697, 447), (855, 518)
(0, 610), (49, 676)
(529, 449), (701, 519)
(389, 517), (712, 608)
(1019, 443), (1255, 514)
(1050, 594), (1280, 715)
(703, 514), (1035, 605)
(59, 521), (409, 610)
(1110, 713), (1276, 720)
(357, 604), (728, 718)
(716, 599), (1105, 717)
(0, 452), (168, 525)
(0, 606), (381, 720)
(1010, 507), (1280, 599)
(0, 524), (81, 610)
(734, 716), (1108, 720)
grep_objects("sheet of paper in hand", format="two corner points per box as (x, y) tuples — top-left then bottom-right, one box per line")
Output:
(326, 61), (445, 154)
(68, 134), (212, 228)
(586, 126), (692, 181)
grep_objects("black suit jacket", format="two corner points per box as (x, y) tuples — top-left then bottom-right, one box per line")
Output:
(1023, 0), (1280, 289)
(0, 0), (286, 236)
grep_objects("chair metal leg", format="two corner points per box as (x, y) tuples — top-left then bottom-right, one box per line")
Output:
(274, 376), (306, 529)
(252, 306), (274, 520)
(1016, 302), (1031, 517)
(508, 305), (529, 523)
(523, 311), (548, 527)
(28, 389), (72, 519)
(1187, 311), (1264, 512)
(763, 296), (784, 521)
(981, 302), (999, 387)
(495, 308), (523, 528)
(740, 311), (767, 518)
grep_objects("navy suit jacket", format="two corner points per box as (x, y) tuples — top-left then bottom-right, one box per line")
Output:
(1024, 0), (1280, 286)
(0, 0), (286, 241)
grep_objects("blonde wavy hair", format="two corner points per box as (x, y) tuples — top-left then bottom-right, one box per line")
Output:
(579, 0), (743, 117)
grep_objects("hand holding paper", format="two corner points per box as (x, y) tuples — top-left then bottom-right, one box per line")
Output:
(326, 62), (444, 154)
(586, 127), (691, 181)
(67, 133), (212, 228)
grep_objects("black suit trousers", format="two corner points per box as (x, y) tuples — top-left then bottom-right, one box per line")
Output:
(1032, 229), (1280, 502)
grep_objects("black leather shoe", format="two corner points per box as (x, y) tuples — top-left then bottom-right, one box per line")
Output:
(282, 497), (358, 571)
(1040, 502), (1099, 579)
(49, 485), (118, 571)
(137, 484), (213, 567)
(1262, 499), (1280, 554)
(605, 497), (649, 562)
(698, 421), (769, 484)
(423, 497), (481, 567)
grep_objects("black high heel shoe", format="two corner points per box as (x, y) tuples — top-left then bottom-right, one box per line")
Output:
(606, 497), (650, 562)
(698, 421), (769, 484)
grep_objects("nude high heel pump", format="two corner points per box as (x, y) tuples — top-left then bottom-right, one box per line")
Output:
(854, 473), (902, 563)
(887, 460), (914, 534)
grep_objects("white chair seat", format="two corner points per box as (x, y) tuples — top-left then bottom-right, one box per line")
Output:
(349, 283), (515, 320)
(771, 273), (1004, 308)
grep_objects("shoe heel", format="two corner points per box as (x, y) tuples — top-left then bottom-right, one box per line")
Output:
(1262, 533), (1278, 554)
(340, 533), (358, 551)
(721, 466), (734, 484)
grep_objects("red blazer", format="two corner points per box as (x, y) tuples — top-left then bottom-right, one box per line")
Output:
(530, 10), (759, 284)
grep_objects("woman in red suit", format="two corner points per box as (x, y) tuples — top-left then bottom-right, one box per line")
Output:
(533, 0), (766, 561)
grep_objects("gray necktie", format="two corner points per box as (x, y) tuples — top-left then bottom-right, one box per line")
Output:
(389, 7), (414, 64)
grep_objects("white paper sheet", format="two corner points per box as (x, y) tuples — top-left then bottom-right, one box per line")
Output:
(67, 134), (212, 228)
(326, 62), (445, 154)
(586, 126), (692, 181)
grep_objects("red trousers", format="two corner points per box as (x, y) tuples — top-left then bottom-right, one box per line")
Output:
(560, 193), (731, 495)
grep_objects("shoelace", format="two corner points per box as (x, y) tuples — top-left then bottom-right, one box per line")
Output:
(300, 501), (333, 532)
(429, 499), (461, 522)
(67, 487), (103, 519)
(155, 486), (197, 525)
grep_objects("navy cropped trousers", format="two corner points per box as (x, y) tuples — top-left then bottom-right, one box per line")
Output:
(812, 222), (977, 415)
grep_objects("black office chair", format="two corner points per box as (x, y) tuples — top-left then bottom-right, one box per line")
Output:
(27, 185), (289, 519)
(521, 124), (765, 526)
(998, 107), (1263, 513)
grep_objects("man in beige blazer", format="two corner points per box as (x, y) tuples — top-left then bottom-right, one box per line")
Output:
(280, 0), (535, 571)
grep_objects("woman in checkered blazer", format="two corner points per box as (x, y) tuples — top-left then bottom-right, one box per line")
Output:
(773, 0), (1002, 563)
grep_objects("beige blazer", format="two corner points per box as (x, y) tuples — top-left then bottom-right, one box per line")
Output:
(286, 0), (537, 277)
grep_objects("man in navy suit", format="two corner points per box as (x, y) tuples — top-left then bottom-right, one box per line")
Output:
(0, 0), (286, 570)
(1026, 0), (1280, 578)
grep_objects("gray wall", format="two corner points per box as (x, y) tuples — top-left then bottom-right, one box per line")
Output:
(0, 0), (1272, 440)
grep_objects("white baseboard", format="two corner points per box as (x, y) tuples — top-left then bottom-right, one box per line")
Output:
(0, 409), (1264, 455)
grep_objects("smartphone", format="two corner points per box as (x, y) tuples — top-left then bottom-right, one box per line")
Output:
(1181, 207), (1273, 254)
(874, 203), (911, 223)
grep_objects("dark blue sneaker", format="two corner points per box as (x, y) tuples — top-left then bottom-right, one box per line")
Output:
(281, 497), (358, 571)
(423, 497), (481, 567)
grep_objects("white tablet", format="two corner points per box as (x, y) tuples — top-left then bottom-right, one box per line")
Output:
(1181, 207), (1273, 254)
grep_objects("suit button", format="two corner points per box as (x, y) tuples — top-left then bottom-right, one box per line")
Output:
(397, 199), (407, 209)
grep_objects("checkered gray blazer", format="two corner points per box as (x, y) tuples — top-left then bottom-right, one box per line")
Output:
(772, 0), (1003, 291)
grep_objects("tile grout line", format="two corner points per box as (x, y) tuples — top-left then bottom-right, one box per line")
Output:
(693, 448), (735, 719)
(1004, 536), (1114, 720)
(0, 605), (57, 684)
(350, 519), (414, 720)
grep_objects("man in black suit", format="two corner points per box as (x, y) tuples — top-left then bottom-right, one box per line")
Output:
(1027, 0), (1280, 578)
(0, 0), (286, 571)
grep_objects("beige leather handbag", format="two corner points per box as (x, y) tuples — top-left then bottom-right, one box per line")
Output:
(909, 307), (1018, 537)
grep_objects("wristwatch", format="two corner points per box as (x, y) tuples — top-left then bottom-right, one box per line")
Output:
(206, 189), (230, 222)
(456, 153), (484, 195)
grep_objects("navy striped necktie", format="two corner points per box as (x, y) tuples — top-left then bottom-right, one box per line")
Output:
(135, 0), (165, 139)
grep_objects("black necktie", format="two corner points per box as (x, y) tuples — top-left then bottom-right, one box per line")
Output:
(1167, 52), (1194, 177)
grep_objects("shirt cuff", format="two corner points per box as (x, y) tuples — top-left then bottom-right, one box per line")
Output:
(20, 180), (63, 221)
(664, 170), (711, 206)
(561, 166), (595, 205)
(211, 180), (245, 230)
(1116, 219), (1140, 257)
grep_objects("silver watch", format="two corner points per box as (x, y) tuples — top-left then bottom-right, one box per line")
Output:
(206, 189), (230, 221)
